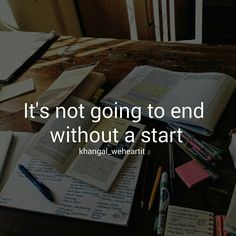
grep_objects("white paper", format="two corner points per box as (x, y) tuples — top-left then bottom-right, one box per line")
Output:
(102, 65), (236, 135)
(0, 31), (56, 82)
(229, 134), (236, 170)
(36, 64), (97, 109)
(0, 146), (144, 226)
(0, 132), (34, 190)
(0, 131), (13, 178)
(164, 205), (214, 236)
(224, 185), (236, 234)
(0, 79), (35, 102)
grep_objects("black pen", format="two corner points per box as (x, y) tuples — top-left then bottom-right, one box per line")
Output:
(140, 149), (151, 208)
(18, 164), (54, 202)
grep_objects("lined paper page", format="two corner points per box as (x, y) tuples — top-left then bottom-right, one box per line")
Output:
(164, 205), (214, 236)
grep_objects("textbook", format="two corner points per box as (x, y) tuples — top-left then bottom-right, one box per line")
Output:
(25, 97), (145, 191)
(101, 65), (236, 136)
(0, 131), (145, 226)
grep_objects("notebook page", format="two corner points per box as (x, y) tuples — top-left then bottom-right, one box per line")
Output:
(0, 144), (144, 225)
(164, 205), (214, 236)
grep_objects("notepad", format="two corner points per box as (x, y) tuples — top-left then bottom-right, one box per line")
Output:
(164, 205), (214, 236)
(175, 160), (210, 188)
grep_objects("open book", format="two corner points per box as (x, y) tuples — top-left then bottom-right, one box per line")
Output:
(101, 65), (236, 135)
(26, 97), (145, 191)
(0, 131), (145, 226)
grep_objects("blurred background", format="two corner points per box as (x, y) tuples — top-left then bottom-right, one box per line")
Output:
(0, 0), (236, 44)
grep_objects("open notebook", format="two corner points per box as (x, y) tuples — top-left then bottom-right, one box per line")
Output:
(101, 66), (236, 136)
(0, 131), (144, 226)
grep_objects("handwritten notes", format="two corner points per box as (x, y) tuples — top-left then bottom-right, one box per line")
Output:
(0, 149), (143, 225)
(164, 205), (214, 236)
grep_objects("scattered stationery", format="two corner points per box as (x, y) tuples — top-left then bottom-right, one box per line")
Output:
(169, 124), (223, 163)
(148, 166), (162, 211)
(26, 97), (145, 191)
(164, 205), (214, 236)
(224, 185), (236, 234)
(0, 130), (145, 225)
(0, 31), (58, 82)
(154, 172), (170, 235)
(140, 149), (151, 208)
(229, 133), (236, 170)
(0, 78), (35, 102)
(175, 160), (210, 188)
(101, 65), (236, 135)
(0, 142), (145, 226)
(168, 125), (218, 180)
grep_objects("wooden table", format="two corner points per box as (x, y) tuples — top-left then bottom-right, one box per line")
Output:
(0, 36), (236, 236)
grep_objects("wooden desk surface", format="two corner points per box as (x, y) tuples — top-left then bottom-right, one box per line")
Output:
(0, 36), (236, 236)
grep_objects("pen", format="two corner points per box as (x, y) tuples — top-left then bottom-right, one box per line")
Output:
(168, 125), (217, 166)
(154, 172), (170, 235)
(168, 142), (175, 197)
(140, 149), (151, 208)
(172, 138), (218, 179)
(169, 124), (222, 161)
(18, 164), (54, 202)
(182, 133), (214, 162)
(148, 166), (162, 211)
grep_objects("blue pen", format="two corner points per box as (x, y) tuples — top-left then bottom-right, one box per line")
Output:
(18, 164), (54, 202)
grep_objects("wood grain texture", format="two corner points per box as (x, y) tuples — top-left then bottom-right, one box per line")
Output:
(0, 36), (236, 236)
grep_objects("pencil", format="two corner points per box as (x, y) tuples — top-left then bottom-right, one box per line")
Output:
(148, 166), (162, 211)
(140, 149), (151, 208)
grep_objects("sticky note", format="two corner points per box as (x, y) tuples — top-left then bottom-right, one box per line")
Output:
(175, 160), (210, 188)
